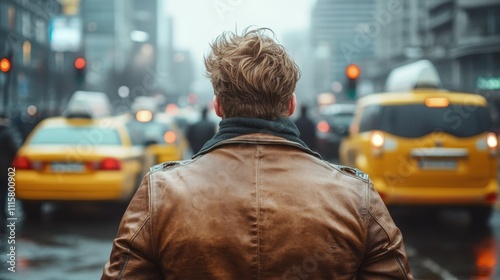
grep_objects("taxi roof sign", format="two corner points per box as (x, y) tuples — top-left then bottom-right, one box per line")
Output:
(385, 60), (442, 92)
(64, 91), (113, 118)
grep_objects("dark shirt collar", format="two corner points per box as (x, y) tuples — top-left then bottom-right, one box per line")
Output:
(193, 117), (321, 159)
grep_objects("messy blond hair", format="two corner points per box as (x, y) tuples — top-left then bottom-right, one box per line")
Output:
(204, 27), (300, 120)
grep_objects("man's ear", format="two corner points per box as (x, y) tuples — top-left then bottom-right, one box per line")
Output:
(287, 93), (297, 117)
(213, 95), (224, 118)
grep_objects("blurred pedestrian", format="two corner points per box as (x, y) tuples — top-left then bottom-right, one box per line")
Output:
(294, 104), (317, 150)
(186, 107), (217, 154)
(102, 27), (413, 280)
(0, 113), (22, 223)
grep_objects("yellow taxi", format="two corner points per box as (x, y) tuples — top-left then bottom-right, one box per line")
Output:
(14, 113), (147, 217)
(339, 60), (498, 225)
(125, 109), (188, 165)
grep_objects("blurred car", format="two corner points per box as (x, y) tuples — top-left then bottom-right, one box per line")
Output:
(126, 107), (189, 165)
(13, 113), (147, 218)
(339, 61), (498, 225)
(316, 103), (356, 159)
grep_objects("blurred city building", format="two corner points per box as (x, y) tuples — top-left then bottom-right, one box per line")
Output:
(426, 0), (500, 95)
(171, 50), (194, 100)
(78, 0), (192, 110)
(79, 0), (134, 94)
(0, 0), (61, 117)
(155, 1), (176, 97)
(1, 0), (195, 128)
(365, 1), (427, 92)
(310, 0), (376, 97)
(365, 0), (500, 97)
(283, 30), (315, 107)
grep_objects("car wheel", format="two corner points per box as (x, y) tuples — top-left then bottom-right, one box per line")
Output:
(22, 201), (43, 220)
(468, 206), (493, 226)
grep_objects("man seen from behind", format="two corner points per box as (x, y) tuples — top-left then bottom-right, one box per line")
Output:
(101, 27), (413, 280)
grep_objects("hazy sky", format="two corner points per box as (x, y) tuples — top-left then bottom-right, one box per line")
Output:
(165, 0), (316, 86)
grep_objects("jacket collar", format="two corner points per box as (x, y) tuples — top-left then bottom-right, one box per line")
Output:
(193, 117), (322, 159)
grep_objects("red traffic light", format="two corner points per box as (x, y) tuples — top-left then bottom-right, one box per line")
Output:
(346, 64), (360, 80)
(0, 58), (11, 73)
(74, 57), (86, 70)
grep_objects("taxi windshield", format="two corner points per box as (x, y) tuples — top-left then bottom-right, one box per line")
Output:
(29, 127), (122, 145)
(324, 113), (355, 127)
(379, 104), (493, 138)
(126, 121), (172, 143)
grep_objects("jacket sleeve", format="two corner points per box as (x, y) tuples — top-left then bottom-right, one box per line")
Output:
(357, 180), (414, 280)
(101, 174), (163, 280)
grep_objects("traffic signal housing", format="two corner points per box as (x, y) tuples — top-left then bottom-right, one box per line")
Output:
(74, 57), (86, 86)
(345, 64), (360, 100)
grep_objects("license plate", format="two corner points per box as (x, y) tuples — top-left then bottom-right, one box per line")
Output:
(51, 162), (85, 173)
(419, 159), (457, 170)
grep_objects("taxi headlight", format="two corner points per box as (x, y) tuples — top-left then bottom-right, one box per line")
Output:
(370, 130), (385, 158)
(486, 133), (498, 150)
(136, 110), (153, 122)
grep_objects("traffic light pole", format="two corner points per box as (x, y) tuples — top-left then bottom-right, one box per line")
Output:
(2, 69), (10, 115)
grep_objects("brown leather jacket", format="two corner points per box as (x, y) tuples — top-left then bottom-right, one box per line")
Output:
(102, 134), (413, 280)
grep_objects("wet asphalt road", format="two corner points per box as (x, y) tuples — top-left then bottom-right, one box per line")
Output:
(0, 202), (126, 280)
(0, 191), (499, 279)
(394, 207), (500, 279)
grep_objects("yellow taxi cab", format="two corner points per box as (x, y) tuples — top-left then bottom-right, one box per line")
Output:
(339, 60), (498, 225)
(13, 112), (147, 217)
(125, 106), (188, 165)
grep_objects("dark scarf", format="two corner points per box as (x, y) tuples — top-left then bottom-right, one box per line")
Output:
(194, 117), (321, 159)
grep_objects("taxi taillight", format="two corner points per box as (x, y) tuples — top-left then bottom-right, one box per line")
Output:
(164, 131), (176, 144)
(485, 193), (498, 204)
(12, 156), (32, 170)
(370, 130), (384, 157)
(317, 121), (329, 133)
(98, 158), (121, 170)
